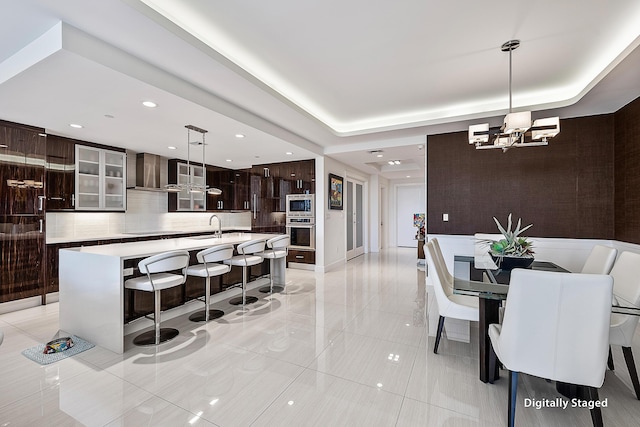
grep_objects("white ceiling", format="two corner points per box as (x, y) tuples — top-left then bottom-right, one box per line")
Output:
(1, 0), (640, 180)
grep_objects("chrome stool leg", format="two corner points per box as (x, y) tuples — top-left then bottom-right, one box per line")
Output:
(229, 266), (258, 308)
(189, 276), (224, 322)
(133, 290), (179, 346)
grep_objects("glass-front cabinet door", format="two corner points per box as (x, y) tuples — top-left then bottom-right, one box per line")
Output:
(75, 146), (126, 210)
(176, 162), (205, 211)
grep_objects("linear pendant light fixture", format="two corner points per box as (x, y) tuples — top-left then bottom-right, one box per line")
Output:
(165, 125), (222, 195)
(468, 40), (560, 152)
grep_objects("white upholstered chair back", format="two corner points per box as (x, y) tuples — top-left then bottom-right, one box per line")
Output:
(197, 244), (234, 264)
(267, 235), (290, 250)
(425, 241), (461, 317)
(138, 250), (190, 275)
(581, 245), (617, 275)
(237, 239), (266, 256)
(493, 269), (613, 387)
(430, 238), (453, 286)
(609, 251), (640, 347)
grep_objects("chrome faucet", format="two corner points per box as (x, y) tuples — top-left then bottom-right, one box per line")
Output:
(209, 214), (222, 237)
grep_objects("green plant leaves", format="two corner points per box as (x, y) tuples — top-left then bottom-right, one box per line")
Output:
(489, 214), (534, 257)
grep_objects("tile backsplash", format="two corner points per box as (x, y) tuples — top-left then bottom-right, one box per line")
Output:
(46, 189), (251, 239)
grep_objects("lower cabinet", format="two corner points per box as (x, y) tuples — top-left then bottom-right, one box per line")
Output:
(287, 249), (316, 265)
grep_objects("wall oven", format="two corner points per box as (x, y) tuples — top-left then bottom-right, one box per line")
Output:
(286, 217), (315, 250)
(286, 194), (314, 218)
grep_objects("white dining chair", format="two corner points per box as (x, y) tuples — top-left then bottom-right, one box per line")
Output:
(608, 251), (640, 400)
(430, 238), (453, 287)
(424, 241), (479, 354)
(581, 245), (617, 275)
(489, 269), (613, 427)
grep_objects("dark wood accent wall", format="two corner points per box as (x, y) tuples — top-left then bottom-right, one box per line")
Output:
(614, 96), (640, 244)
(427, 114), (615, 239)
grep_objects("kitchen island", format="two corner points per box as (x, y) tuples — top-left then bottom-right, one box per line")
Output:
(59, 232), (281, 353)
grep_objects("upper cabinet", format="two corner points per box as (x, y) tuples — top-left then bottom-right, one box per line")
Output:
(45, 135), (75, 210)
(75, 146), (126, 211)
(206, 166), (235, 211)
(168, 160), (206, 211)
(233, 169), (251, 210)
(279, 159), (315, 195)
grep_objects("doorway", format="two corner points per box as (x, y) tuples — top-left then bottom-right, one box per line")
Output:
(346, 179), (364, 260)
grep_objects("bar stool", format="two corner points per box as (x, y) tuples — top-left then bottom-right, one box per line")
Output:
(186, 244), (234, 322)
(124, 250), (190, 346)
(258, 235), (290, 294)
(224, 239), (266, 309)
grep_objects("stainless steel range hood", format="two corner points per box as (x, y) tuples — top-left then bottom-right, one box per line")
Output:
(126, 151), (169, 191)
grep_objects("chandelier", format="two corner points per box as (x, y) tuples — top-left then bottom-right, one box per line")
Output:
(165, 125), (222, 195)
(468, 40), (560, 152)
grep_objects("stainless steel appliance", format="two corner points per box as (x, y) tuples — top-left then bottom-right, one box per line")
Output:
(286, 217), (315, 250)
(286, 194), (314, 218)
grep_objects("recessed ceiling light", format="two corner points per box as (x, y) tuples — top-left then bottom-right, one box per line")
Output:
(406, 175), (411, 178)
(142, 101), (157, 108)
(226, 159), (232, 162)
(388, 161), (394, 165)
(394, 160), (401, 165)
(418, 144), (424, 149)
(69, 123), (83, 129)
(168, 146), (177, 150)
(285, 152), (293, 155)
(235, 134), (245, 138)
(376, 154), (383, 158)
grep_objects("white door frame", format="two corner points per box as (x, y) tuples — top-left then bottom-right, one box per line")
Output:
(346, 177), (366, 260)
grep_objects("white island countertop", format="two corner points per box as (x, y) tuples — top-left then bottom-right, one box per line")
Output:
(62, 232), (279, 260)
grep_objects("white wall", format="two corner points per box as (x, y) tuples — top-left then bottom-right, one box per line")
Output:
(394, 183), (425, 247)
(369, 174), (389, 252)
(321, 156), (348, 271)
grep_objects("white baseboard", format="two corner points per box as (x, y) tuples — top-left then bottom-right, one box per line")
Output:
(0, 296), (42, 315)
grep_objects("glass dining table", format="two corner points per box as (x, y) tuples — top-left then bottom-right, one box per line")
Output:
(452, 254), (640, 384)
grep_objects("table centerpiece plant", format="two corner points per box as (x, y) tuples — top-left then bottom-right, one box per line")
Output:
(487, 213), (535, 269)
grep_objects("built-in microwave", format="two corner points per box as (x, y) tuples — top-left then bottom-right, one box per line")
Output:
(286, 194), (314, 218)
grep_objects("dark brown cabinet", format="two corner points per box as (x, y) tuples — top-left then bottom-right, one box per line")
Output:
(45, 135), (75, 210)
(280, 159), (315, 194)
(207, 166), (235, 211)
(233, 169), (251, 210)
(0, 120), (46, 303)
(287, 249), (316, 265)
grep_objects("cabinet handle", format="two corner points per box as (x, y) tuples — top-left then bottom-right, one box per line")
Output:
(72, 194), (75, 207)
(220, 201), (223, 209)
(39, 219), (43, 233)
(253, 194), (257, 219)
(38, 195), (45, 211)
(296, 255), (304, 259)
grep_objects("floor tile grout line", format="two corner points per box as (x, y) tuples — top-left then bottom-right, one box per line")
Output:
(247, 365), (309, 426)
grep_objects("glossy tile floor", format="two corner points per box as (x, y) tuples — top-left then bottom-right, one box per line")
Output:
(1, 248), (640, 426)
